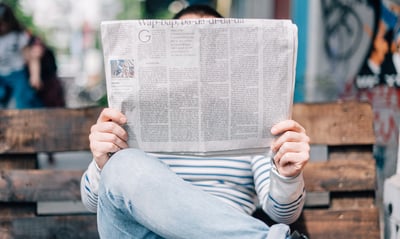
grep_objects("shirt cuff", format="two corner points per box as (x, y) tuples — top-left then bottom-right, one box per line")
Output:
(269, 166), (305, 203)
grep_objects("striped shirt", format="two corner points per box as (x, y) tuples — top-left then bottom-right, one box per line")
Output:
(81, 151), (305, 224)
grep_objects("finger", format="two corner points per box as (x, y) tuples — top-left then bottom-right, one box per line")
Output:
(97, 108), (127, 125)
(90, 140), (121, 169)
(271, 131), (309, 153)
(276, 152), (309, 177)
(273, 141), (309, 164)
(279, 151), (309, 167)
(90, 131), (129, 150)
(91, 121), (128, 142)
(271, 120), (306, 136)
(90, 140), (122, 157)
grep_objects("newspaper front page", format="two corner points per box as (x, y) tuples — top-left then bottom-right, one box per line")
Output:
(101, 18), (298, 156)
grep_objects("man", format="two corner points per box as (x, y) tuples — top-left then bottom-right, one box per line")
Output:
(81, 5), (309, 239)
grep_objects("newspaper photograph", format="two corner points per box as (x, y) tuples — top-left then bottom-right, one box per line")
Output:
(101, 18), (298, 156)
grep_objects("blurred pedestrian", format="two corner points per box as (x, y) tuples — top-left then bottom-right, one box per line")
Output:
(25, 35), (65, 107)
(0, 2), (42, 108)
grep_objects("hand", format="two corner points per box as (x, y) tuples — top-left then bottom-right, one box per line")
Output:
(89, 108), (129, 169)
(26, 44), (44, 90)
(270, 120), (310, 177)
(29, 75), (42, 90)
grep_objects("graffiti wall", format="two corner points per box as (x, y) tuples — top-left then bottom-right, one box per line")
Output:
(342, 0), (400, 147)
(305, 0), (375, 101)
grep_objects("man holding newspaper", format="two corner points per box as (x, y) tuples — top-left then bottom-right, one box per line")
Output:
(81, 5), (309, 239)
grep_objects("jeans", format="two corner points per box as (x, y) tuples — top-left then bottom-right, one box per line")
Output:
(0, 69), (42, 109)
(97, 148), (291, 239)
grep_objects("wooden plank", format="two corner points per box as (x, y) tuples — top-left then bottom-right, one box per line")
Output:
(0, 215), (98, 239)
(303, 157), (376, 192)
(329, 145), (374, 160)
(254, 207), (380, 238)
(0, 170), (83, 202)
(0, 102), (375, 150)
(0, 156), (375, 202)
(330, 191), (376, 209)
(0, 154), (37, 169)
(292, 101), (375, 145)
(0, 107), (102, 153)
(305, 192), (376, 209)
(290, 208), (380, 239)
(0, 203), (36, 219)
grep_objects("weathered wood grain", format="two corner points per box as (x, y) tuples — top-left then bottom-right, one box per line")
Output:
(303, 157), (376, 192)
(0, 203), (36, 219)
(291, 208), (380, 239)
(253, 207), (380, 239)
(0, 107), (102, 153)
(0, 170), (83, 201)
(0, 215), (98, 239)
(0, 156), (375, 202)
(292, 101), (375, 145)
(0, 154), (37, 169)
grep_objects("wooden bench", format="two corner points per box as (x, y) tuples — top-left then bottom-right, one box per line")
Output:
(0, 101), (380, 238)
(0, 107), (101, 239)
(255, 100), (380, 238)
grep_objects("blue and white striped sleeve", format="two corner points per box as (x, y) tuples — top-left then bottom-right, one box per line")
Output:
(80, 160), (101, 213)
(251, 151), (305, 224)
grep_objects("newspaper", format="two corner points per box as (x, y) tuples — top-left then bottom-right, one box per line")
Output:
(101, 18), (298, 156)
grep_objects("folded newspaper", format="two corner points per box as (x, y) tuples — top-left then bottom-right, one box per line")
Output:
(101, 18), (298, 156)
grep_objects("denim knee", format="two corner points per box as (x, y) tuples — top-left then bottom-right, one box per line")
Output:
(100, 148), (159, 196)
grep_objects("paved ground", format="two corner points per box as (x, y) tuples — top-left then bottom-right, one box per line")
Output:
(38, 151), (93, 170)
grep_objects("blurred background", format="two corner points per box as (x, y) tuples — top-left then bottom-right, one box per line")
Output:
(3, 0), (377, 105)
(2, 0), (304, 108)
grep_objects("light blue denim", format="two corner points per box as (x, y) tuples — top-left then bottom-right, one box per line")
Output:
(97, 148), (291, 239)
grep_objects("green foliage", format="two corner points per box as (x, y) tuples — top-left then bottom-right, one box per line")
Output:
(97, 94), (108, 107)
(117, 0), (144, 20)
(115, 0), (174, 20)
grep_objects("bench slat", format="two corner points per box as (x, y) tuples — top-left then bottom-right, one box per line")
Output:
(4, 209), (379, 239)
(254, 207), (380, 239)
(303, 157), (376, 192)
(0, 107), (101, 153)
(0, 101), (374, 150)
(0, 170), (83, 201)
(0, 203), (36, 219)
(1, 215), (98, 239)
(292, 101), (375, 145)
(291, 208), (380, 239)
(0, 155), (375, 202)
(0, 154), (37, 169)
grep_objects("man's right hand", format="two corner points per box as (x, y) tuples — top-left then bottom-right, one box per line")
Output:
(89, 108), (129, 169)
